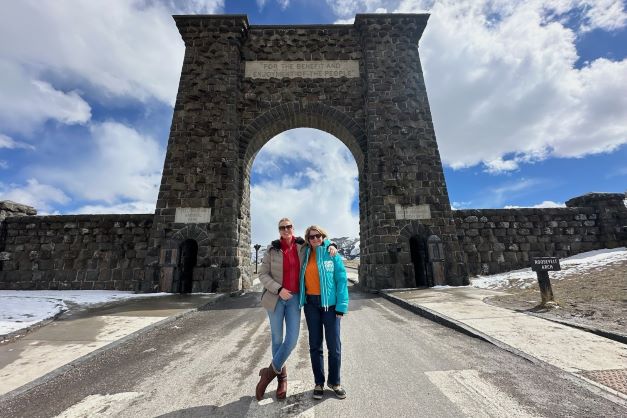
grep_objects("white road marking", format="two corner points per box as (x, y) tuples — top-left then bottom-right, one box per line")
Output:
(53, 392), (143, 418)
(425, 369), (541, 418)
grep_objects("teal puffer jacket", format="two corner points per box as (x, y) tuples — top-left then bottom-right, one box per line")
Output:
(299, 239), (349, 314)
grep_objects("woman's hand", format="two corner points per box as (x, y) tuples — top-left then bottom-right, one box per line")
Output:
(279, 288), (292, 300)
(328, 246), (338, 257)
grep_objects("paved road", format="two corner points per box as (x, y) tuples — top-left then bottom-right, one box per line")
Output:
(1, 286), (625, 417)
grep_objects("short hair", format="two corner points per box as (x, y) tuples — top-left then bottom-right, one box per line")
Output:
(304, 225), (329, 245)
(278, 217), (293, 227)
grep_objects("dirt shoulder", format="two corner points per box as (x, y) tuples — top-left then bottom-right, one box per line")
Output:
(484, 259), (627, 336)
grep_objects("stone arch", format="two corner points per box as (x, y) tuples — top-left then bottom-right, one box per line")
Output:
(147, 14), (467, 293)
(240, 101), (366, 173)
(171, 225), (210, 247)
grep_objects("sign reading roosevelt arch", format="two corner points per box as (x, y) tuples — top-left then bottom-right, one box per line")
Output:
(143, 14), (467, 293)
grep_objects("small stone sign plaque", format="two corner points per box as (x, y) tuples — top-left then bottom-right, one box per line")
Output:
(175, 208), (211, 224)
(395, 204), (431, 220)
(245, 60), (359, 79)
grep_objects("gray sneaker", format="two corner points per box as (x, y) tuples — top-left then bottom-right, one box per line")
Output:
(313, 384), (324, 400)
(327, 384), (346, 399)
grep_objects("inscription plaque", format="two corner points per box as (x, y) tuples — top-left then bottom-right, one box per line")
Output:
(395, 204), (431, 220)
(175, 207), (211, 224)
(245, 60), (359, 79)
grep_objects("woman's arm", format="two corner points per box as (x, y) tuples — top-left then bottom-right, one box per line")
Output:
(333, 255), (349, 314)
(258, 248), (282, 294)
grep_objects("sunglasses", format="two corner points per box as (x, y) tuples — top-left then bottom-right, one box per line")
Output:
(278, 224), (293, 231)
(308, 233), (323, 240)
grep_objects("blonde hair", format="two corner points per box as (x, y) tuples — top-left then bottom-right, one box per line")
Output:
(304, 225), (329, 246)
(278, 217), (293, 227)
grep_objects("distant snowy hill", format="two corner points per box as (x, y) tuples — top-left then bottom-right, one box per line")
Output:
(251, 236), (360, 261)
(331, 237), (360, 260)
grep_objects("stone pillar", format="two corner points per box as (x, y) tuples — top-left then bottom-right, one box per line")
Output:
(565, 192), (627, 248)
(145, 15), (250, 293)
(355, 14), (466, 288)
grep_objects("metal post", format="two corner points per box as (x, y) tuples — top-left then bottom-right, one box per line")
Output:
(536, 270), (555, 305)
(254, 244), (261, 274)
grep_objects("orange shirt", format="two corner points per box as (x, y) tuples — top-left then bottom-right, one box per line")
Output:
(305, 249), (321, 295)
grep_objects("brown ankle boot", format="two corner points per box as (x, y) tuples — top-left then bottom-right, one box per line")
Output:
(276, 366), (287, 400)
(255, 363), (279, 401)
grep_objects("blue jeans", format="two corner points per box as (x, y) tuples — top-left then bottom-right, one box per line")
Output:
(304, 295), (342, 386)
(267, 294), (301, 372)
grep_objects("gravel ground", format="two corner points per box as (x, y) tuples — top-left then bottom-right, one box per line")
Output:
(484, 259), (627, 335)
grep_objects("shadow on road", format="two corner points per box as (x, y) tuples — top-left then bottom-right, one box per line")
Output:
(155, 396), (254, 418)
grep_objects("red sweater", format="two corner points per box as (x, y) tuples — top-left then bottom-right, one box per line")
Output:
(280, 237), (299, 292)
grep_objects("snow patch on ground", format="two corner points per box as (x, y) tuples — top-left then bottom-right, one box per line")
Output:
(0, 290), (168, 337)
(471, 248), (627, 290)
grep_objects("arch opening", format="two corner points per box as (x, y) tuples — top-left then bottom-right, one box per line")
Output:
(248, 127), (361, 268)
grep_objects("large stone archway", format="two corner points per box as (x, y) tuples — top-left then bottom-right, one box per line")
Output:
(142, 13), (467, 293)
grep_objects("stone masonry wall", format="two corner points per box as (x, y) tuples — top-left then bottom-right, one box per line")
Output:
(455, 193), (627, 276)
(0, 214), (153, 290)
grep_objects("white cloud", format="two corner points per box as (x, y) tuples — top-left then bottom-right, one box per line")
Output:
(75, 201), (156, 215)
(251, 129), (360, 245)
(33, 121), (164, 206)
(483, 157), (520, 174)
(504, 200), (566, 209)
(327, 0), (398, 17)
(0, 61), (91, 134)
(0, 0), (223, 116)
(0, 134), (36, 150)
(0, 178), (70, 212)
(384, 0), (627, 171)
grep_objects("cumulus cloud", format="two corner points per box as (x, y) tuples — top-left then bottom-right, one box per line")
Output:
(0, 61), (91, 135)
(251, 129), (360, 245)
(32, 121), (163, 208)
(0, 178), (70, 212)
(327, 1), (627, 172)
(0, 0), (223, 117)
(395, 0), (627, 171)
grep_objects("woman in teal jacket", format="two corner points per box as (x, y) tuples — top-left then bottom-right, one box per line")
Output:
(299, 225), (349, 400)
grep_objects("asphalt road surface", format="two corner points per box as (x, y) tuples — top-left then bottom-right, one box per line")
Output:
(1, 285), (625, 417)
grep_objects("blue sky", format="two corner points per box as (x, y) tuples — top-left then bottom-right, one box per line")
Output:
(1, 0), (626, 245)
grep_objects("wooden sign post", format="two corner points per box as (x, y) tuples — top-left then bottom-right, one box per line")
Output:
(531, 257), (561, 305)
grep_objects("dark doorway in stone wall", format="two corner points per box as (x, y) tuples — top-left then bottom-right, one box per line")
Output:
(177, 239), (198, 293)
(410, 235), (429, 287)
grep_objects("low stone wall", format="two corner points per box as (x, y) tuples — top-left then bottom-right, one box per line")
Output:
(0, 214), (153, 290)
(454, 193), (627, 276)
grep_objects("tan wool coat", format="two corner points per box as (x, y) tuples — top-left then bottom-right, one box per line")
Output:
(258, 237), (306, 311)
